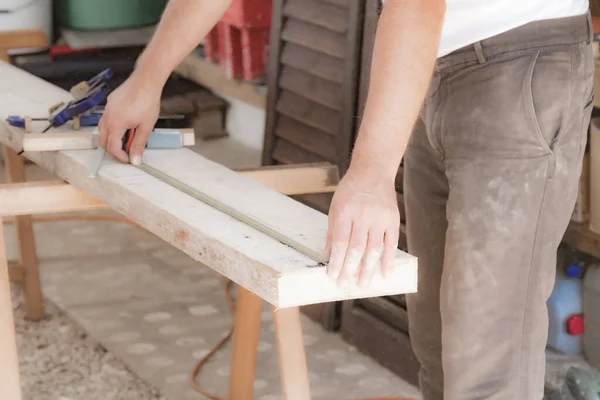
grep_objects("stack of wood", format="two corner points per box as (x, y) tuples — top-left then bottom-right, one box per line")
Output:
(160, 90), (229, 141)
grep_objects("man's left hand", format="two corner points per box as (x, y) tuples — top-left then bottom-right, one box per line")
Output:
(324, 166), (400, 288)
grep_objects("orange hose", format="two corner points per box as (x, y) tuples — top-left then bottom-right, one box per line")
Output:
(4, 213), (415, 400)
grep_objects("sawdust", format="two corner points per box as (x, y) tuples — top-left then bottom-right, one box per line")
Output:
(11, 284), (169, 400)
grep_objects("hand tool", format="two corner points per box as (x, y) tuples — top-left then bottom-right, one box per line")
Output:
(86, 128), (195, 178)
(69, 68), (113, 99)
(22, 128), (195, 152)
(44, 83), (109, 132)
(87, 146), (106, 178)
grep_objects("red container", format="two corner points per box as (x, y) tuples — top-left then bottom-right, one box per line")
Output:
(222, 0), (273, 28)
(203, 26), (220, 62)
(204, 20), (269, 81)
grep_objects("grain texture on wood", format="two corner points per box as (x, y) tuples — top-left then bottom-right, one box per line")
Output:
(275, 116), (337, 162)
(272, 139), (327, 165)
(282, 0), (349, 33)
(237, 163), (339, 195)
(280, 42), (345, 84)
(0, 61), (418, 308)
(0, 181), (106, 216)
(279, 66), (341, 110)
(276, 90), (339, 136)
(281, 19), (346, 59)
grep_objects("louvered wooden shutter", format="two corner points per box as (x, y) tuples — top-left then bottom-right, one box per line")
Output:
(262, 0), (366, 212)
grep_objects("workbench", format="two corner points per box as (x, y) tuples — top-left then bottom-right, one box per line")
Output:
(0, 34), (418, 400)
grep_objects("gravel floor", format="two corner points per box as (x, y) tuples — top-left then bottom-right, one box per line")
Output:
(12, 284), (169, 400)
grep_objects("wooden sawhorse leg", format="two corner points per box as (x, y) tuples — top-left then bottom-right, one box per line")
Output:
(0, 29), (48, 322)
(273, 306), (311, 400)
(0, 215), (24, 400)
(229, 285), (263, 400)
(229, 286), (311, 400)
(3, 146), (44, 320)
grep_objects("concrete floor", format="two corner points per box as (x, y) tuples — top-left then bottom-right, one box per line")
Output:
(4, 136), (422, 400)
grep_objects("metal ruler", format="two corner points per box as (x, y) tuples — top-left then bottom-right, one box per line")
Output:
(137, 162), (326, 264)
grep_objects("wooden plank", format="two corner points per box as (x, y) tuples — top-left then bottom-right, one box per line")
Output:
(275, 116), (337, 162)
(0, 220), (23, 400)
(276, 90), (339, 136)
(174, 50), (267, 109)
(21, 128), (195, 152)
(281, 19), (346, 59)
(272, 139), (327, 165)
(237, 163), (339, 195)
(0, 61), (418, 308)
(280, 42), (345, 84)
(279, 65), (342, 110)
(0, 181), (106, 216)
(282, 0), (349, 33)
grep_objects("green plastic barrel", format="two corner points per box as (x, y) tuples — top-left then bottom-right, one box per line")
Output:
(56, 0), (167, 31)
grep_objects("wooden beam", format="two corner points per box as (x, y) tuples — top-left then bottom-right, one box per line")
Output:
(21, 128), (195, 152)
(236, 163), (339, 195)
(0, 180), (107, 216)
(174, 50), (267, 109)
(0, 61), (418, 308)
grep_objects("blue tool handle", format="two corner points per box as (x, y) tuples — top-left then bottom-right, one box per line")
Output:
(79, 113), (102, 126)
(87, 69), (113, 87)
(50, 83), (109, 127)
(6, 116), (25, 128)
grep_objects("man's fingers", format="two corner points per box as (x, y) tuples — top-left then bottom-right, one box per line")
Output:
(128, 122), (154, 166)
(357, 227), (384, 288)
(326, 214), (351, 280)
(324, 211), (335, 260)
(97, 115), (108, 149)
(337, 221), (369, 286)
(381, 225), (400, 278)
(106, 121), (129, 163)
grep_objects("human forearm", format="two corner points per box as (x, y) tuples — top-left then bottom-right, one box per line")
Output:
(351, 0), (446, 179)
(134, 0), (232, 86)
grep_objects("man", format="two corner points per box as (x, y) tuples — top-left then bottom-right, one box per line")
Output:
(99, 0), (594, 399)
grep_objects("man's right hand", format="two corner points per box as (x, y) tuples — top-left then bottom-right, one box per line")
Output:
(98, 71), (163, 166)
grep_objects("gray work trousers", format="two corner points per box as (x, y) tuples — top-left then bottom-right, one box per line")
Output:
(403, 13), (595, 400)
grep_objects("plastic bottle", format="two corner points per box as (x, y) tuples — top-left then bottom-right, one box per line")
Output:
(547, 264), (584, 355)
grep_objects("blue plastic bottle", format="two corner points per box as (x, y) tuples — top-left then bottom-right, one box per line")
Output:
(547, 264), (584, 355)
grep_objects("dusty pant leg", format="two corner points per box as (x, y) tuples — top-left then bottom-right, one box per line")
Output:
(437, 41), (593, 400)
(404, 109), (449, 399)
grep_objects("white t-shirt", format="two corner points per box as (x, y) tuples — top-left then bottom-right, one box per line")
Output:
(438, 0), (589, 57)
(381, 0), (590, 58)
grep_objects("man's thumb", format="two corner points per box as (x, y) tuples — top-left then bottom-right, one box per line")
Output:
(128, 123), (153, 166)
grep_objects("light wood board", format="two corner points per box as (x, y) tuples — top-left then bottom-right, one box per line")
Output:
(0, 61), (418, 308)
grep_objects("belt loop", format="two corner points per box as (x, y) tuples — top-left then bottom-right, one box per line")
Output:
(474, 41), (486, 64)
